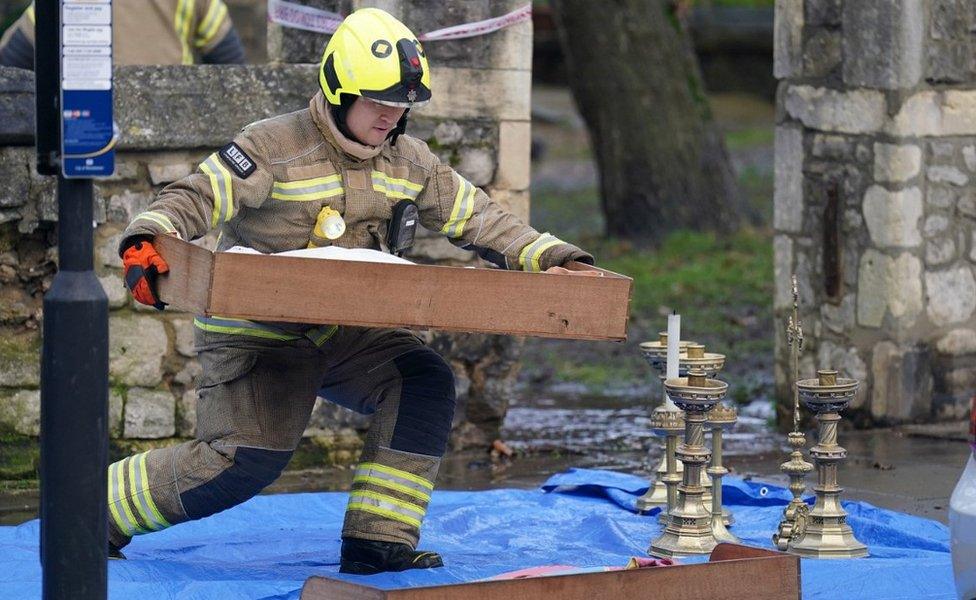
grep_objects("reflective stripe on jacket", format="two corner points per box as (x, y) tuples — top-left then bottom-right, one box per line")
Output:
(194, 316), (338, 347)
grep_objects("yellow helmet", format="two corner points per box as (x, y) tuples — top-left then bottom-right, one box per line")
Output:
(319, 8), (431, 108)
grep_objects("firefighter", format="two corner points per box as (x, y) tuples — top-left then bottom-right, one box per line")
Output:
(0, 0), (245, 69)
(114, 8), (594, 574)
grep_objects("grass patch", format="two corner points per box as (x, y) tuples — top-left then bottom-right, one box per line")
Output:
(531, 185), (774, 346)
(521, 188), (775, 393)
(549, 361), (636, 388)
(530, 187), (606, 242)
(738, 164), (774, 223)
(595, 228), (773, 338)
(724, 126), (774, 150)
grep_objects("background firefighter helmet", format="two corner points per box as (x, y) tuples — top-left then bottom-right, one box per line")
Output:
(319, 8), (431, 108)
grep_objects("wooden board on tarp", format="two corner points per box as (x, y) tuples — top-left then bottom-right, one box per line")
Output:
(298, 544), (800, 600)
(154, 235), (633, 341)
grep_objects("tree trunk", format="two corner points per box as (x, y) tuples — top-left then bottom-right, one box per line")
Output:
(551, 0), (752, 244)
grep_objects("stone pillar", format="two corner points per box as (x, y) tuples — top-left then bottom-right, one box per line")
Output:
(774, 0), (976, 424)
(268, 0), (533, 448)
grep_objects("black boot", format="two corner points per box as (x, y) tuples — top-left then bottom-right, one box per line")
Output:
(339, 537), (443, 575)
(108, 542), (126, 560)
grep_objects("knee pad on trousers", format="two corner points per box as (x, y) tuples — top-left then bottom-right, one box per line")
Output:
(180, 446), (293, 520)
(389, 347), (456, 457)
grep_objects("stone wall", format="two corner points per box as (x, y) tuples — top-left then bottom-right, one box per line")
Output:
(774, 0), (976, 424)
(0, 1), (532, 449)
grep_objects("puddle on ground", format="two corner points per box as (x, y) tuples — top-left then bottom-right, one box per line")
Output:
(3, 384), (967, 525)
(499, 386), (781, 477)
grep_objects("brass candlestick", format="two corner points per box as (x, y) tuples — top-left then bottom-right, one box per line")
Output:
(679, 344), (726, 523)
(649, 368), (728, 558)
(637, 332), (693, 514)
(772, 274), (814, 550)
(706, 403), (738, 543)
(788, 369), (868, 558)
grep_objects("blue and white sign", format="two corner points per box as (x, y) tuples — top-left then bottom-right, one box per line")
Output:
(61, 0), (114, 178)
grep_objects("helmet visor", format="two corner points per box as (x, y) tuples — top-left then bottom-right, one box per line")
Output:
(362, 85), (432, 108)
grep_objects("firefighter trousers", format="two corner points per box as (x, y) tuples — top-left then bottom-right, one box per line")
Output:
(107, 323), (457, 550)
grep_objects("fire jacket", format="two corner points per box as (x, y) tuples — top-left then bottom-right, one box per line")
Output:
(0, 0), (243, 69)
(122, 91), (593, 277)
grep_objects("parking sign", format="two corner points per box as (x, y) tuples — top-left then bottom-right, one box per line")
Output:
(61, 0), (114, 178)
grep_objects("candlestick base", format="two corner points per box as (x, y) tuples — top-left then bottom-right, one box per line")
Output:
(773, 431), (813, 550)
(773, 499), (809, 551)
(788, 495), (867, 558)
(788, 370), (868, 559)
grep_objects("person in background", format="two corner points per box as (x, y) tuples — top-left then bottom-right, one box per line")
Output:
(0, 0), (245, 69)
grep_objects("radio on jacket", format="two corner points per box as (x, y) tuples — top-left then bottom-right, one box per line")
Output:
(387, 199), (418, 256)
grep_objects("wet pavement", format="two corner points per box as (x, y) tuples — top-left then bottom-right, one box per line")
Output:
(5, 389), (967, 528)
(733, 427), (971, 524)
(270, 390), (972, 525)
(489, 388), (971, 525)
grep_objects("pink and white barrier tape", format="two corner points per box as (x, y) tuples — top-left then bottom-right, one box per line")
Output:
(267, 0), (531, 40)
(418, 4), (531, 41)
(267, 0), (344, 34)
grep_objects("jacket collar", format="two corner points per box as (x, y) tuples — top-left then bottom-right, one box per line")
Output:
(309, 91), (384, 162)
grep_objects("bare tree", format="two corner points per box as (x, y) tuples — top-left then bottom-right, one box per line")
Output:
(551, 0), (752, 244)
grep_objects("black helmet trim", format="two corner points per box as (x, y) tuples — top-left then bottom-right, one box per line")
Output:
(322, 53), (341, 96)
(397, 38), (423, 86)
(361, 83), (432, 107)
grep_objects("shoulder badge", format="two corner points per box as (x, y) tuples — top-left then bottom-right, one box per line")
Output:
(218, 143), (256, 179)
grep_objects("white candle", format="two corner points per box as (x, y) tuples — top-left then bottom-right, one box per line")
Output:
(665, 313), (680, 410)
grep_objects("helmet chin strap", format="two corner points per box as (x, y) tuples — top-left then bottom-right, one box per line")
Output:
(388, 109), (409, 146)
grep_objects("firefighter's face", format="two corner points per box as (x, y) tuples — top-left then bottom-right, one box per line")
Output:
(346, 97), (406, 146)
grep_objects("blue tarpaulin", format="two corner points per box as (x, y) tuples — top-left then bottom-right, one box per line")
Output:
(0, 469), (955, 599)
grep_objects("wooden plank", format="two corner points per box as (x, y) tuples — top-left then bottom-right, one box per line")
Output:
(710, 542), (783, 561)
(300, 578), (386, 600)
(154, 235), (213, 314)
(206, 248), (632, 341)
(300, 545), (799, 600)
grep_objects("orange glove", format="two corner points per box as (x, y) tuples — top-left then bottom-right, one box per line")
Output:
(122, 239), (169, 310)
